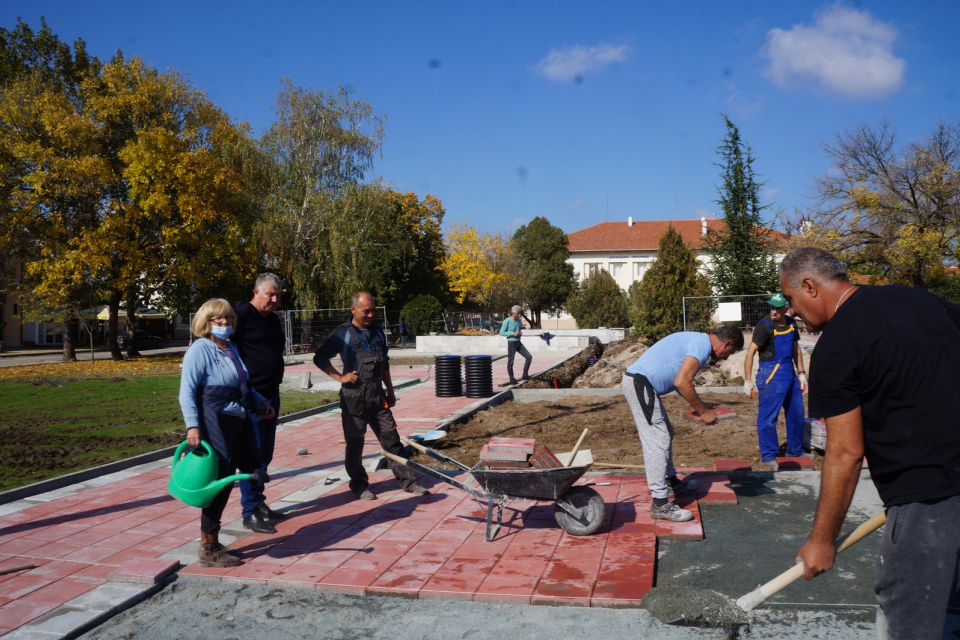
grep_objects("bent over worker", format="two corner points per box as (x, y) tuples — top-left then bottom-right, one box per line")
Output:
(742, 293), (807, 470)
(314, 292), (429, 501)
(783, 248), (960, 640)
(621, 325), (743, 522)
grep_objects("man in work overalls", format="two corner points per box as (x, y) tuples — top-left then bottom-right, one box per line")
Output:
(742, 293), (807, 471)
(314, 291), (429, 500)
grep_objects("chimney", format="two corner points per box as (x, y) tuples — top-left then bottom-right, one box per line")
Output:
(628, 216), (633, 227)
(701, 216), (707, 236)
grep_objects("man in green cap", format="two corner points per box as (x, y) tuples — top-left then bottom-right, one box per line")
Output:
(742, 292), (807, 470)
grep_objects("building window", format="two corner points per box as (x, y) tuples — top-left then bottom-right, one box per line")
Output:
(585, 263), (601, 277)
(610, 262), (624, 277)
(635, 262), (649, 281)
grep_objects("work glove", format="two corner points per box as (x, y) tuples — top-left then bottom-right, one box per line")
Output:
(799, 373), (808, 393)
(743, 380), (756, 398)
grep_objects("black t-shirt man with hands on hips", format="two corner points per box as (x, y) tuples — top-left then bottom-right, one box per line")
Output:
(780, 247), (960, 640)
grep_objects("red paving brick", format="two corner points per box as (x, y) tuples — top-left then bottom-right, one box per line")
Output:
(714, 459), (752, 471)
(0, 353), (760, 634)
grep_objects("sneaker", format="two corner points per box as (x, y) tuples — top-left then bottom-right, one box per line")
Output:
(404, 483), (430, 496)
(353, 488), (377, 500)
(508, 379), (519, 385)
(758, 459), (779, 472)
(650, 501), (694, 522)
(521, 375), (530, 380)
(667, 478), (700, 498)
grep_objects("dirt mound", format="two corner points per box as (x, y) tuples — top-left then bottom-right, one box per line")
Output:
(523, 343), (603, 388)
(572, 336), (648, 388)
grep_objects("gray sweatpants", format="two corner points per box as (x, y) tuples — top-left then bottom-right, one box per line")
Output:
(621, 374), (676, 499)
(874, 494), (960, 640)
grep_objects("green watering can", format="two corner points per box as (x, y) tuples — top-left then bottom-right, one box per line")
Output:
(168, 440), (266, 508)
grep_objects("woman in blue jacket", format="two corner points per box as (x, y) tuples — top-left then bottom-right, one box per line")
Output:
(179, 298), (275, 568)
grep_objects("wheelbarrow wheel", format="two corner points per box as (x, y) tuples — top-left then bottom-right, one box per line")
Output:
(554, 486), (604, 536)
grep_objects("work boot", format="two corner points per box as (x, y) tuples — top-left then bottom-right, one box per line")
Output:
(198, 532), (241, 568)
(242, 512), (277, 534)
(667, 478), (700, 498)
(404, 483), (430, 496)
(257, 504), (287, 521)
(650, 501), (694, 522)
(758, 459), (779, 472)
(352, 487), (377, 501)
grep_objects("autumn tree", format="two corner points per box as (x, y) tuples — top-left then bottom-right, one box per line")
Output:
(704, 115), (778, 295)
(510, 216), (575, 328)
(1, 23), (259, 360)
(565, 269), (629, 329)
(630, 226), (712, 342)
(258, 79), (385, 308)
(789, 118), (960, 287)
(442, 222), (514, 319)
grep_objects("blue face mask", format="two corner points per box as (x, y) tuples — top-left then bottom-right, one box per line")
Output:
(210, 325), (233, 340)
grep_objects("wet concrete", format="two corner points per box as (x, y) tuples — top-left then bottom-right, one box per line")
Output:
(641, 585), (749, 629)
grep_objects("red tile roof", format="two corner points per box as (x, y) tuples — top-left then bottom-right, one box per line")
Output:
(567, 219), (725, 252)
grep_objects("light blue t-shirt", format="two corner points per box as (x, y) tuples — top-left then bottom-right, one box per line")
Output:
(500, 317), (522, 342)
(626, 332), (712, 395)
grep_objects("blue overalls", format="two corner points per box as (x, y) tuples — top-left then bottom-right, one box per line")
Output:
(755, 317), (804, 460)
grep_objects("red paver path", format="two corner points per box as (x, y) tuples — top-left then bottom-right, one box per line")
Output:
(0, 353), (745, 634)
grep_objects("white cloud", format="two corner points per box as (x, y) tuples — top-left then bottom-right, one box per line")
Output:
(512, 217), (526, 228)
(727, 88), (763, 115)
(694, 208), (714, 218)
(567, 199), (584, 209)
(763, 187), (781, 200)
(532, 43), (631, 83)
(761, 5), (905, 99)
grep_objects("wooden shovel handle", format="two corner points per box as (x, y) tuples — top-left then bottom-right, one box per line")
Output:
(400, 437), (430, 454)
(0, 563), (35, 576)
(566, 428), (589, 467)
(735, 511), (887, 613)
(379, 450), (409, 466)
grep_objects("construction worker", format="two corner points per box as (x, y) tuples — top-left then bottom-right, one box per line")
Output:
(742, 293), (807, 470)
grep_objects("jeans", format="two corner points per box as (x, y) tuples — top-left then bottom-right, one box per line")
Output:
(240, 393), (280, 518)
(507, 340), (532, 381)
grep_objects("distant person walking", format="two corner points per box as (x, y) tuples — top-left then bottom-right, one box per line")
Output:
(621, 326), (743, 522)
(783, 248), (960, 639)
(399, 318), (409, 347)
(500, 305), (531, 385)
(742, 292), (807, 470)
(313, 292), (429, 500)
(179, 299), (275, 567)
(232, 273), (286, 535)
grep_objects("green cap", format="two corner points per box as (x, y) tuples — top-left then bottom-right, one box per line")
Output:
(766, 293), (788, 308)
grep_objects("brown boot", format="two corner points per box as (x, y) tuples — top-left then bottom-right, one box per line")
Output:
(198, 531), (240, 568)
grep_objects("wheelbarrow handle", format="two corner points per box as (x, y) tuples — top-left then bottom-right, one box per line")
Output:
(399, 437), (471, 471)
(379, 450), (409, 466)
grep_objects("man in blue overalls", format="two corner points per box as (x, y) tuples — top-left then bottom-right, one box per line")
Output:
(743, 293), (808, 471)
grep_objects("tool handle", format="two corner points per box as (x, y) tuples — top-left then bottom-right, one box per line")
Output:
(566, 428), (589, 467)
(0, 563), (36, 576)
(379, 450), (409, 466)
(735, 511), (887, 613)
(400, 437), (430, 454)
(593, 462), (645, 470)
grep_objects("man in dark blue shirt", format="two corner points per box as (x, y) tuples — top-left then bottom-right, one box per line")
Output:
(232, 273), (286, 534)
(313, 291), (428, 500)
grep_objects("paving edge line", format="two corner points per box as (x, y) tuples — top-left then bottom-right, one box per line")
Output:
(0, 376), (434, 506)
(62, 575), (177, 640)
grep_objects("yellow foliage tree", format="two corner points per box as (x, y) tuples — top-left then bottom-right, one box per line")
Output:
(442, 222), (514, 319)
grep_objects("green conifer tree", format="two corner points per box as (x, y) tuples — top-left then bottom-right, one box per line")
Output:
(630, 226), (712, 341)
(705, 115), (779, 295)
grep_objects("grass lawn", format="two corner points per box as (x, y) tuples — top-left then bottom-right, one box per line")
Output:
(0, 355), (337, 492)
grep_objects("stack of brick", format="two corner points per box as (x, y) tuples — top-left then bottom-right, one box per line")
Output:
(479, 437), (535, 469)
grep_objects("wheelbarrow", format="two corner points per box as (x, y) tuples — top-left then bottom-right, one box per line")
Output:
(380, 436), (605, 541)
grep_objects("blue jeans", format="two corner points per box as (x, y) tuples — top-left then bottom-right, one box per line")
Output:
(240, 393), (280, 518)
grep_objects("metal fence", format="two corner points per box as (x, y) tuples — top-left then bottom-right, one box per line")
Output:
(682, 294), (772, 332)
(442, 312), (505, 334)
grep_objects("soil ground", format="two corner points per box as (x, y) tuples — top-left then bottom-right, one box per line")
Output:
(416, 392), (818, 472)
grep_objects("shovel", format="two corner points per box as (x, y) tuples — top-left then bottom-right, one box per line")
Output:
(641, 511), (886, 632)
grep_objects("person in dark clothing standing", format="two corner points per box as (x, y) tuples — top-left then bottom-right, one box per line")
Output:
(232, 273), (286, 534)
(313, 291), (429, 500)
(782, 248), (960, 640)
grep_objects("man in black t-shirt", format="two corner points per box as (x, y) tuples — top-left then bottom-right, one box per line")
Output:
(232, 273), (286, 535)
(780, 248), (960, 639)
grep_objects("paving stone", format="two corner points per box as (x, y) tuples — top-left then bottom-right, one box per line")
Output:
(13, 605), (103, 637)
(0, 601), (59, 631)
(65, 582), (147, 612)
(714, 459), (752, 472)
(108, 558), (180, 584)
(776, 456), (815, 470)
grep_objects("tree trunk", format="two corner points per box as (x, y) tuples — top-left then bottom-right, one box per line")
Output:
(107, 291), (123, 361)
(62, 315), (78, 362)
(125, 286), (140, 358)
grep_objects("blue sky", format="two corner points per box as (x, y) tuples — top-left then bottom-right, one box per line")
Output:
(4, 1), (959, 234)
